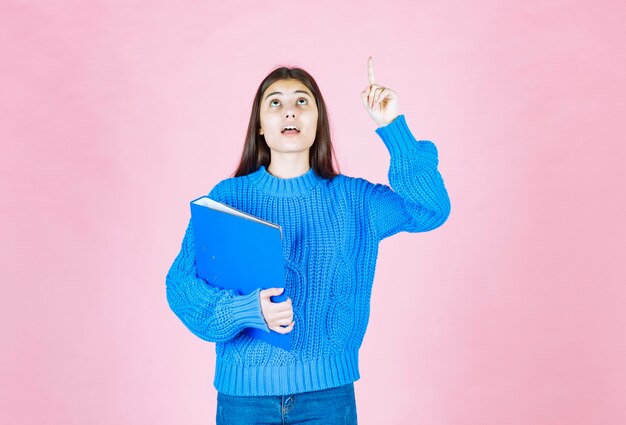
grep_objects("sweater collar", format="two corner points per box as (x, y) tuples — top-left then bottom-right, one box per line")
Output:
(247, 164), (325, 197)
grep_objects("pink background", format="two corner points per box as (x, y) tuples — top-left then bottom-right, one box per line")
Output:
(2, 1), (625, 424)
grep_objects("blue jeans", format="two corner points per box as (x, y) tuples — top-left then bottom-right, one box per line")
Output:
(216, 382), (358, 425)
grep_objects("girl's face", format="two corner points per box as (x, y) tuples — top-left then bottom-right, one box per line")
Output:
(258, 79), (318, 157)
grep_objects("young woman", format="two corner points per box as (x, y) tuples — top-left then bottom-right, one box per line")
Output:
(166, 57), (451, 424)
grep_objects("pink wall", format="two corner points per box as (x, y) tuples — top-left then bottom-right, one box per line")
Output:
(2, 1), (625, 424)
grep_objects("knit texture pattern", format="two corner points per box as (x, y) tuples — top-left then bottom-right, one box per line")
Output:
(166, 114), (451, 396)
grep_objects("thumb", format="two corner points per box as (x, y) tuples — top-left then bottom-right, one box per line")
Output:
(260, 287), (284, 298)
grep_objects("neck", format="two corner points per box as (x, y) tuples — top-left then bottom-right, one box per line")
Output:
(267, 152), (310, 179)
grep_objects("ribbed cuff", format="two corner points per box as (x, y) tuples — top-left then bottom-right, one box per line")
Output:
(375, 115), (439, 164)
(374, 114), (416, 156)
(229, 288), (270, 332)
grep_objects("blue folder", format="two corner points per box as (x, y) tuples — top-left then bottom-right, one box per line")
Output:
(189, 195), (291, 351)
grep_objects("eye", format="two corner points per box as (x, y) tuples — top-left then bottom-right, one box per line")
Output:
(297, 98), (308, 105)
(270, 99), (280, 107)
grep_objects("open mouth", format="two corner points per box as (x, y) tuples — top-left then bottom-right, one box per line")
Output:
(281, 126), (300, 133)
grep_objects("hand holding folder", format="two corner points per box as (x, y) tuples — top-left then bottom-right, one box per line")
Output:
(190, 195), (292, 351)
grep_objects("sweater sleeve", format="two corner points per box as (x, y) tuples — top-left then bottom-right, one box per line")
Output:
(367, 114), (451, 241)
(165, 185), (270, 342)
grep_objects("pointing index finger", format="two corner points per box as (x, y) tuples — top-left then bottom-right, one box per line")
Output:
(368, 56), (376, 85)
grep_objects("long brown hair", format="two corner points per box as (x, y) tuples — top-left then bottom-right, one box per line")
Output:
(232, 66), (340, 180)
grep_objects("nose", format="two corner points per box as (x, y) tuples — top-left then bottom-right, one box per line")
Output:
(284, 105), (296, 119)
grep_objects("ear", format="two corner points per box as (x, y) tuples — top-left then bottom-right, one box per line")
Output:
(259, 128), (264, 135)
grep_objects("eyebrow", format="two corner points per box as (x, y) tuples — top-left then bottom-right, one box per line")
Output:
(264, 90), (312, 101)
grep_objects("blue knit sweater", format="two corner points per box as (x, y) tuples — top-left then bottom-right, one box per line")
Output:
(166, 114), (451, 396)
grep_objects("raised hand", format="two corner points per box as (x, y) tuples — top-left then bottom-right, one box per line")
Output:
(360, 56), (399, 127)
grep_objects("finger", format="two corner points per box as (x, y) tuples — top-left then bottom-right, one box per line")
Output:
(375, 88), (390, 107)
(266, 288), (285, 302)
(367, 56), (376, 85)
(269, 299), (293, 313)
(277, 316), (293, 326)
(271, 324), (284, 334)
(274, 321), (294, 334)
(261, 287), (284, 298)
(369, 86), (381, 109)
(272, 308), (293, 319)
(367, 86), (375, 108)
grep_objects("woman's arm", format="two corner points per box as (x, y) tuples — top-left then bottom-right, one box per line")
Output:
(361, 57), (451, 241)
(367, 115), (451, 241)
(165, 186), (270, 342)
